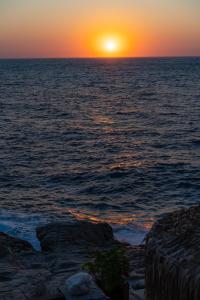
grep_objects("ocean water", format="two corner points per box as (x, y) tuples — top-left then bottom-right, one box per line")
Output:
(0, 57), (200, 249)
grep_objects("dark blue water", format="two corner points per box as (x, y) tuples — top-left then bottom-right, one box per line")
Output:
(0, 58), (200, 247)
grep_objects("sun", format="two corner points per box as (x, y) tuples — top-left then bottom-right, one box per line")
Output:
(94, 34), (124, 56)
(92, 31), (130, 57)
(104, 39), (118, 53)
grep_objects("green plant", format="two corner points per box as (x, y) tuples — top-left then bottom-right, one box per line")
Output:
(83, 246), (129, 295)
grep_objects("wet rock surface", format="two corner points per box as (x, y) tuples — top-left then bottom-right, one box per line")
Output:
(145, 205), (200, 300)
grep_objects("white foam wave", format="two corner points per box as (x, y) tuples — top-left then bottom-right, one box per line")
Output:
(112, 223), (148, 245)
(0, 210), (48, 250)
(67, 208), (148, 245)
(0, 209), (149, 251)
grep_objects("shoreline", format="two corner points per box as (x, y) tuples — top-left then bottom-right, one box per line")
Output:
(1, 205), (200, 299)
(0, 219), (145, 300)
(0, 209), (148, 251)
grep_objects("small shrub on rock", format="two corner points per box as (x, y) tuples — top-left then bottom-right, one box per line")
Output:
(83, 246), (129, 300)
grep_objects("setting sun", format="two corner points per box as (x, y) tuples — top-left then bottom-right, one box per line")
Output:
(104, 39), (118, 53)
(92, 33), (129, 57)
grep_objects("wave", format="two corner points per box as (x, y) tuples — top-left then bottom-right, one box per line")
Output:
(0, 209), (49, 251)
(67, 208), (149, 245)
(0, 208), (150, 251)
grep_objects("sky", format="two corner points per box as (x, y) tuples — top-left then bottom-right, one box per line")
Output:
(0, 0), (200, 58)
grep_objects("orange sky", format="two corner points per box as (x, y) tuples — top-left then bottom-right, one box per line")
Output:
(0, 0), (200, 58)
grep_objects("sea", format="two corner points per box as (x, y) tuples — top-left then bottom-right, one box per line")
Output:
(0, 57), (200, 250)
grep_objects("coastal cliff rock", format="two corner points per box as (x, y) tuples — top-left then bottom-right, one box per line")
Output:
(145, 205), (200, 300)
(0, 221), (115, 300)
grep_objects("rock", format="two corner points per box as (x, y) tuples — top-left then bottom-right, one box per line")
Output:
(126, 245), (145, 300)
(0, 232), (34, 257)
(129, 271), (144, 279)
(62, 272), (109, 299)
(0, 221), (115, 300)
(126, 245), (145, 273)
(0, 233), (50, 300)
(0, 233), (51, 300)
(0, 221), (146, 300)
(131, 279), (145, 290)
(145, 204), (200, 300)
(36, 221), (115, 299)
(37, 221), (114, 252)
(64, 272), (92, 296)
(130, 288), (145, 300)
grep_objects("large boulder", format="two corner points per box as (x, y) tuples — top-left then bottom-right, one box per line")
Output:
(37, 221), (114, 252)
(145, 205), (200, 300)
(62, 272), (109, 300)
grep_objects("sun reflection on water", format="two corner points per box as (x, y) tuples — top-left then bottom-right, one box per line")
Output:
(67, 208), (154, 230)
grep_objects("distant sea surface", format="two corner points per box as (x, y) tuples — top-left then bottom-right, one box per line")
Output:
(0, 58), (200, 248)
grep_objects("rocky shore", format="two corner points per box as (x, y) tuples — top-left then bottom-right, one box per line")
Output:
(145, 205), (200, 300)
(2, 205), (200, 299)
(0, 221), (145, 300)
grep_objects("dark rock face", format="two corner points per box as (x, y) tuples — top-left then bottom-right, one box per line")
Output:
(37, 221), (114, 251)
(0, 221), (114, 300)
(0, 232), (51, 300)
(145, 205), (200, 300)
(0, 232), (34, 257)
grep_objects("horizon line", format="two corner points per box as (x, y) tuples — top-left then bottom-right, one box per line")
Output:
(0, 55), (200, 60)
